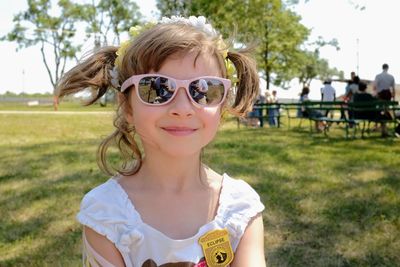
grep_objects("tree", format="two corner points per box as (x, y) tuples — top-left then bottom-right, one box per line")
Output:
(1, 0), (83, 110)
(156, 0), (311, 90)
(156, 0), (191, 17)
(77, 0), (142, 107)
(79, 0), (142, 47)
(258, 2), (310, 90)
(296, 50), (343, 87)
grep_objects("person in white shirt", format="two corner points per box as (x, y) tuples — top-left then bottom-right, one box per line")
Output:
(373, 63), (395, 100)
(266, 90), (279, 126)
(320, 78), (336, 117)
(321, 78), (336, 102)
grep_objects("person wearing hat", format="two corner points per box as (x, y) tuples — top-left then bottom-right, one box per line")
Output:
(321, 78), (336, 117)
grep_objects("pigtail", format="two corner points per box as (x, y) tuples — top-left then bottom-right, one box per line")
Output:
(97, 112), (142, 177)
(56, 46), (118, 105)
(57, 46), (143, 176)
(226, 49), (259, 116)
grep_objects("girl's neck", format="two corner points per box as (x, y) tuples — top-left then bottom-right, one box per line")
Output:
(135, 151), (205, 193)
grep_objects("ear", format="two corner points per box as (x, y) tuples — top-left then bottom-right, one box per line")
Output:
(118, 92), (135, 125)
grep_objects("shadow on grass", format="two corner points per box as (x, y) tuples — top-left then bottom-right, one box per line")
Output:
(206, 127), (400, 267)
(1, 124), (400, 266)
(0, 139), (107, 266)
(0, 226), (82, 266)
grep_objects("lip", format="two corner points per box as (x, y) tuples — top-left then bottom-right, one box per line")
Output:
(161, 126), (198, 136)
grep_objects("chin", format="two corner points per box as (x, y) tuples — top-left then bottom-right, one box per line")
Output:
(159, 142), (206, 158)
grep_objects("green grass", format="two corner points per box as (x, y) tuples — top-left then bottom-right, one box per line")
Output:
(0, 111), (399, 266)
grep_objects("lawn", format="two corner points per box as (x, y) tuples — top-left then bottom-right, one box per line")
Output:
(0, 109), (399, 266)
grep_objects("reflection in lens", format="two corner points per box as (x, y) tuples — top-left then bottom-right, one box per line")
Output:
(138, 76), (176, 104)
(138, 76), (225, 106)
(189, 78), (224, 105)
(198, 79), (209, 93)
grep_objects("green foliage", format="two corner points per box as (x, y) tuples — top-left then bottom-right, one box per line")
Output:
(78, 0), (142, 45)
(1, 0), (82, 92)
(296, 50), (344, 87)
(156, 0), (191, 17)
(155, 0), (340, 90)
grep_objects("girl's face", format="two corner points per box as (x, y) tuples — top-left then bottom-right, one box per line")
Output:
(128, 51), (223, 158)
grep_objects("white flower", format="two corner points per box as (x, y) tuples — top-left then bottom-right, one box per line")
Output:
(160, 15), (218, 37)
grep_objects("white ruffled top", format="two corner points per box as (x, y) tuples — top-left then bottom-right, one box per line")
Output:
(77, 173), (265, 267)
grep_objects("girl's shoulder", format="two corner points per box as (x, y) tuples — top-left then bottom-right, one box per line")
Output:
(76, 178), (143, 252)
(80, 178), (126, 206)
(216, 174), (265, 249)
(220, 173), (264, 210)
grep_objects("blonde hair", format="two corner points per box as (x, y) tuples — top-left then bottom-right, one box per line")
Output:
(57, 21), (259, 176)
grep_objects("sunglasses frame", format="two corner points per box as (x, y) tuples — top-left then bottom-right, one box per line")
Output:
(120, 74), (231, 107)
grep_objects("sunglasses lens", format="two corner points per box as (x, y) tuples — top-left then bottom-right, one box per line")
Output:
(138, 76), (177, 104)
(137, 76), (225, 106)
(189, 78), (225, 105)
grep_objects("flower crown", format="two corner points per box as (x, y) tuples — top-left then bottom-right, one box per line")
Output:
(110, 16), (237, 89)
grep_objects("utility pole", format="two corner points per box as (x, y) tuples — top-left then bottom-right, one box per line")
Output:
(22, 69), (25, 92)
(356, 38), (359, 76)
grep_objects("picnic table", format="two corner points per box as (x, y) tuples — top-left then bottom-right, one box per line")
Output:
(298, 100), (399, 138)
(240, 100), (400, 138)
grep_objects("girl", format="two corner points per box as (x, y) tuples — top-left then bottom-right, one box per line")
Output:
(57, 16), (265, 267)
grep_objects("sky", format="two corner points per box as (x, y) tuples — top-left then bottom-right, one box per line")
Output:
(0, 0), (399, 100)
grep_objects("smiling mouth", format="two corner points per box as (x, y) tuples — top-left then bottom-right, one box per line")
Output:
(161, 126), (198, 136)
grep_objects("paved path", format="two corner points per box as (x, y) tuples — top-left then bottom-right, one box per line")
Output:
(0, 110), (112, 115)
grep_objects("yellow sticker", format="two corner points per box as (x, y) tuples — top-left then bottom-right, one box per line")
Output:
(199, 228), (234, 267)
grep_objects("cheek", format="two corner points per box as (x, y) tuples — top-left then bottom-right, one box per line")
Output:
(202, 107), (221, 136)
(129, 90), (151, 125)
(132, 105), (157, 129)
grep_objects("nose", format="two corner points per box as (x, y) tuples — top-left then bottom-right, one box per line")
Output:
(168, 87), (195, 118)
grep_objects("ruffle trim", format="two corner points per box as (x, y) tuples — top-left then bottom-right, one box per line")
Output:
(76, 179), (145, 253)
(216, 176), (265, 239)
(77, 212), (144, 253)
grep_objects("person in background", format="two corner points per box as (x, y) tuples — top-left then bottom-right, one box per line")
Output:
(352, 82), (376, 120)
(373, 63), (395, 137)
(320, 78), (336, 117)
(340, 72), (356, 120)
(373, 63), (395, 100)
(353, 82), (374, 102)
(266, 90), (279, 127)
(345, 75), (360, 103)
(298, 86), (325, 131)
(321, 78), (336, 102)
(298, 86), (310, 118)
(345, 75), (361, 128)
(353, 82), (392, 137)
